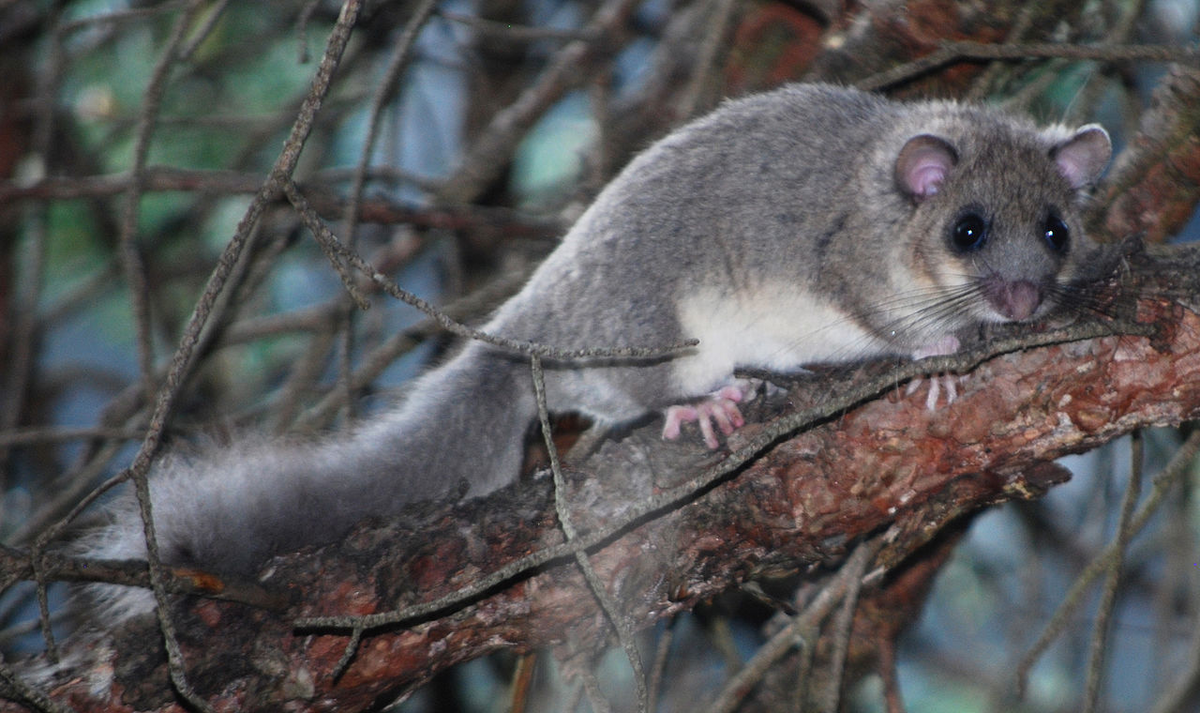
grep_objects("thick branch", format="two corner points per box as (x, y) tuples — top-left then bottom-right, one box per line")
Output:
(15, 242), (1200, 712)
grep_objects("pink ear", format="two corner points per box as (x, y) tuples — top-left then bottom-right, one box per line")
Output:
(1051, 124), (1111, 189)
(895, 134), (958, 201)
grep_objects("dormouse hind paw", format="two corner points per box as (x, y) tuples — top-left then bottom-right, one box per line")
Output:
(662, 380), (755, 449)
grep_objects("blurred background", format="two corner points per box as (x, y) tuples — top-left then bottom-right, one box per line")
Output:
(2, 0), (1200, 711)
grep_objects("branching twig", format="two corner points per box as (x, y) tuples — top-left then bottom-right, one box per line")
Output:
(1016, 429), (1200, 695)
(1081, 429), (1144, 711)
(704, 535), (885, 713)
(285, 179), (696, 362)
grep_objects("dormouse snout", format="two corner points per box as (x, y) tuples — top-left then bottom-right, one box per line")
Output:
(981, 278), (1042, 321)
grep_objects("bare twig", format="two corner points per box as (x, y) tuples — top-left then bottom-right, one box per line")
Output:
(286, 178), (696, 361)
(437, 0), (644, 205)
(859, 41), (1200, 92)
(1081, 429), (1143, 711)
(704, 535), (885, 713)
(1016, 429), (1200, 696)
(533, 354), (649, 711)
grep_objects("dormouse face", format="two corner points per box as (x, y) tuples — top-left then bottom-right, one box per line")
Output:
(894, 122), (1111, 326)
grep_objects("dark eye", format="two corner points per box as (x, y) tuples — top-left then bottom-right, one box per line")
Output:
(1043, 214), (1070, 253)
(951, 213), (988, 252)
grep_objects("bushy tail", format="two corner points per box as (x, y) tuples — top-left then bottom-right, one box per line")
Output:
(78, 342), (537, 620)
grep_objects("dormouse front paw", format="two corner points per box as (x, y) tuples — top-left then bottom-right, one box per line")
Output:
(662, 380), (755, 449)
(906, 373), (966, 409)
(908, 336), (965, 410)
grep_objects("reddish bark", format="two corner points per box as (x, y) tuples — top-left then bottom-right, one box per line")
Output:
(13, 243), (1200, 712)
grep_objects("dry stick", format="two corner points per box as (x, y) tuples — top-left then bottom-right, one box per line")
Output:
(0, 14), (65, 667)
(436, 0), (642, 205)
(1082, 429), (1144, 712)
(105, 3), (226, 709)
(646, 616), (676, 711)
(177, 0), (232, 61)
(816, 532), (878, 712)
(295, 0), (322, 63)
(285, 179), (696, 361)
(704, 535), (885, 713)
(1016, 429), (1200, 695)
(1065, 0), (1151, 126)
(531, 354), (650, 713)
(964, 1), (1037, 102)
(877, 631), (906, 713)
(295, 266), (530, 429)
(857, 42), (1200, 92)
(22, 1), (364, 709)
(118, 0), (210, 406)
(510, 653), (538, 713)
(676, 0), (740, 120)
(1150, 584), (1200, 713)
(0, 2), (63, 478)
(57, 0), (189, 35)
(787, 618), (815, 711)
(0, 167), (559, 236)
(336, 0), (439, 420)
(579, 667), (615, 713)
(295, 317), (1154, 633)
(340, 0), (439, 248)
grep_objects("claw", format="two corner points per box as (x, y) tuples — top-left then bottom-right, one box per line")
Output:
(907, 374), (964, 410)
(662, 382), (752, 449)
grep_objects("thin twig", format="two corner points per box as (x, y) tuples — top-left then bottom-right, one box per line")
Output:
(286, 179), (696, 361)
(57, 0), (189, 35)
(23, 1), (365, 710)
(676, 0), (739, 119)
(334, 0), (439, 421)
(118, 0), (213, 403)
(0, 0), (61, 489)
(437, 0), (643, 205)
(647, 616), (676, 711)
(816, 533), (877, 711)
(858, 41), (1200, 92)
(532, 354), (649, 712)
(964, 2), (1037, 101)
(704, 535), (885, 713)
(1016, 429), (1200, 695)
(1082, 429), (1143, 712)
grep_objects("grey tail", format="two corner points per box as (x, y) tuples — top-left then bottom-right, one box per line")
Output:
(79, 341), (537, 619)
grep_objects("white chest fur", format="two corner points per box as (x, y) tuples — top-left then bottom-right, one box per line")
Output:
(673, 281), (887, 394)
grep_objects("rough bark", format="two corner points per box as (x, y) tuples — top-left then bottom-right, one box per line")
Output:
(9, 241), (1200, 712)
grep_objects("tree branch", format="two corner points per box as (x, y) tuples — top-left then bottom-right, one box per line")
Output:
(14, 242), (1200, 712)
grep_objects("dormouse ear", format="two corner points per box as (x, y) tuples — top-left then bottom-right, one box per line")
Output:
(1050, 124), (1111, 189)
(895, 134), (959, 202)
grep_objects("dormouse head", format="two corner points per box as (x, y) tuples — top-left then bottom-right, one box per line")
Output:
(893, 120), (1111, 325)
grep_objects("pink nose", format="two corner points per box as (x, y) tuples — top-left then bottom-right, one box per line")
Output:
(988, 280), (1041, 321)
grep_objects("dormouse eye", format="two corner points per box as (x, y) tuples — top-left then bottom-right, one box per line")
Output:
(1043, 214), (1070, 253)
(951, 212), (988, 252)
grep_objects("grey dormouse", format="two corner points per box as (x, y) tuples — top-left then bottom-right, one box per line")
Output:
(81, 83), (1113, 619)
